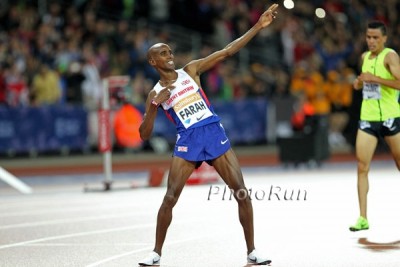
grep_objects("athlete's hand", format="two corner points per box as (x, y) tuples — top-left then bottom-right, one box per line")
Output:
(353, 78), (363, 90)
(153, 85), (174, 105)
(257, 3), (278, 28)
(358, 72), (377, 83)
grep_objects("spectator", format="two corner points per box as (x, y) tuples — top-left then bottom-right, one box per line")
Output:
(324, 69), (352, 147)
(291, 91), (316, 133)
(113, 100), (143, 151)
(64, 60), (85, 105)
(5, 62), (29, 106)
(31, 62), (61, 106)
(290, 62), (330, 116)
(81, 45), (103, 110)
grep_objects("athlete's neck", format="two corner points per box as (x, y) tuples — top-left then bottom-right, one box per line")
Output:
(370, 47), (385, 57)
(159, 72), (178, 86)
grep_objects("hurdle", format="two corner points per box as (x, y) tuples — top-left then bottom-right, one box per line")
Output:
(85, 75), (130, 192)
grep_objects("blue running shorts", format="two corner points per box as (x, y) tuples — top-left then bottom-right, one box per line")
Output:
(173, 122), (231, 166)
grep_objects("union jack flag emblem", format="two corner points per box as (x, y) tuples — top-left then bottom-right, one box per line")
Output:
(177, 146), (188, 152)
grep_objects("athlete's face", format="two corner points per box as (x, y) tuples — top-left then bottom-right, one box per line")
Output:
(366, 28), (387, 54)
(148, 44), (175, 70)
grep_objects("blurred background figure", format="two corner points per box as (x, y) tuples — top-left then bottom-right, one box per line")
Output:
(291, 91), (316, 134)
(64, 60), (85, 105)
(112, 88), (143, 152)
(0, 63), (7, 105)
(5, 62), (30, 107)
(325, 67), (353, 148)
(31, 62), (61, 106)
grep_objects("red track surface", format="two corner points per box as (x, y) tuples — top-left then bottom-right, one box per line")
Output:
(2, 149), (392, 177)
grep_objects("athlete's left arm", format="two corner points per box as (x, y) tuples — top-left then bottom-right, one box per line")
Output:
(385, 51), (400, 89)
(358, 51), (400, 90)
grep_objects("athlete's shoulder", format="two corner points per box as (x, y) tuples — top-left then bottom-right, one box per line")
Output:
(383, 47), (400, 63)
(361, 51), (369, 63)
(176, 68), (188, 76)
(182, 61), (200, 78)
(384, 47), (397, 54)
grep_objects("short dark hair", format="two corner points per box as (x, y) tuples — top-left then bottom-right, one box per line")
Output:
(367, 21), (387, 35)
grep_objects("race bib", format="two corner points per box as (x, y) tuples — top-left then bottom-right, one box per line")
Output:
(173, 92), (213, 128)
(362, 82), (381, 99)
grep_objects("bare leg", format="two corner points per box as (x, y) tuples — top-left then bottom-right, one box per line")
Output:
(384, 132), (400, 171)
(355, 130), (378, 218)
(212, 149), (255, 254)
(153, 157), (195, 255)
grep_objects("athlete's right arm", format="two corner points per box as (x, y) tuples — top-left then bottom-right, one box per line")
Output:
(139, 90), (159, 141)
(139, 86), (173, 140)
(353, 52), (366, 90)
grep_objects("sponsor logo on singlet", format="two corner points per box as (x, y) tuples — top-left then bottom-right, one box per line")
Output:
(172, 91), (213, 128)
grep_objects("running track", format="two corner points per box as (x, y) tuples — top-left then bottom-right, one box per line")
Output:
(1, 160), (399, 267)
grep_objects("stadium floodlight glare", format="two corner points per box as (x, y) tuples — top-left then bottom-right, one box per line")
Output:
(315, 8), (326, 19)
(283, 0), (294, 9)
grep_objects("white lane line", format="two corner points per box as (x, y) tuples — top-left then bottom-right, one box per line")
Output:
(0, 223), (154, 250)
(0, 211), (155, 230)
(85, 246), (153, 267)
(85, 236), (205, 267)
(0, 210), (157, 230)
(19, 242), (151, 247)
(0, 202), (151, 217)
(0, 219), (197, 250)
(0, 198), (155, 217)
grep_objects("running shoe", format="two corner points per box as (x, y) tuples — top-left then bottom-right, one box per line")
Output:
(247, 249), (271, 265)
(349, 216), (369, 231)
(138, 251), (161, 266)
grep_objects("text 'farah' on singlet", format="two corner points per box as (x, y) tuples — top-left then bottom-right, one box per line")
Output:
(153, 69), (220, 132)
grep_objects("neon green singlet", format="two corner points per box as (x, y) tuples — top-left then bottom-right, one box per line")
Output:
(360, 48), (400, 121)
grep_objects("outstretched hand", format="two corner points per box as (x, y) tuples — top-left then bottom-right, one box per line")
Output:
(258, 3), (279, 28)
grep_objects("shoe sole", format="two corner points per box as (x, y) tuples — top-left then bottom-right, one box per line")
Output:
(349, 227), (369, 232)
(138, 262), (160, 266)
(248, 259), (272, 265)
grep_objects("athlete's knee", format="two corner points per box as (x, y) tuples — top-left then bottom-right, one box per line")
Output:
(232, 187), (252, 204)
(162, 193), (179, 208)
(357, 160), (370, 174)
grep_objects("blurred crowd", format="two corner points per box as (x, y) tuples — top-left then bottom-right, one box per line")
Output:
(1, 0), (400, 147)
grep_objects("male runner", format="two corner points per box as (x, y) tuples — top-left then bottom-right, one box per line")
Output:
(138, 3), (279, 265)
(350, 21), (400, 231)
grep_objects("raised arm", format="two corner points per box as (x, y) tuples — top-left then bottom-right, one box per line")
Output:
(184, 3), (279, 78)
